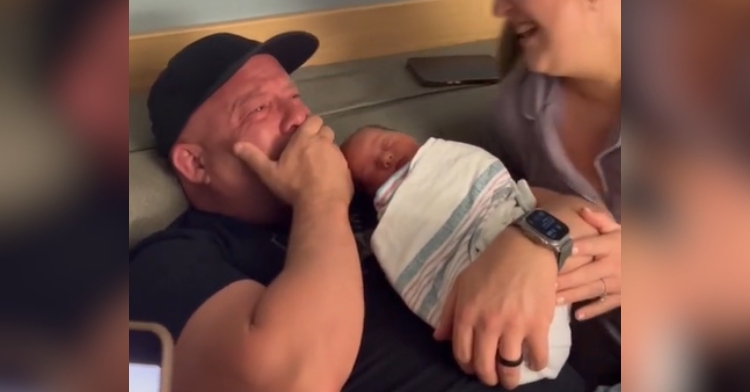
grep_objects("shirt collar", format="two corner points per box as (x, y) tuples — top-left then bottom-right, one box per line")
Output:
(521, 71), (622, 152)
(520, 71), (556, 121)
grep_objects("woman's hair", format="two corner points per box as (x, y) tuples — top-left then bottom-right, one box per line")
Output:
(496, 23), (522, 79)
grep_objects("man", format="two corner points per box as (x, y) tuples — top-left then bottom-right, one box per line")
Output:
(129, 32), (587, 392)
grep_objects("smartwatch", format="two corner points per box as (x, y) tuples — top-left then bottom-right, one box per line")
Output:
(512, 209), (573, 270)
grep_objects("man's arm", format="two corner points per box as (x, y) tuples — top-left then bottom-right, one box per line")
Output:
(251, 198), (363, 388)
(172, 201), (363, 392)
(166, 116), (364, 392)
(151, 203), (364, 392)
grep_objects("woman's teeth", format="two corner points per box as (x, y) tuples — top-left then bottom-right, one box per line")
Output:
(515, 22), (538, 39)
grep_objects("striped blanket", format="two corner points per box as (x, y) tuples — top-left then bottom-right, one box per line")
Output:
(370, 137), (572, 384)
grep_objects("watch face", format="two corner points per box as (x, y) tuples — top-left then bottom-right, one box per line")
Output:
(525, 210), (569, 241)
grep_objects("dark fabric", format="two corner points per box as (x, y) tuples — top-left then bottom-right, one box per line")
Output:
(0, 182), (128, 339)
(129, 194), (585, 392)
(128, 210), (286, 338)
(568, 307), (622, 391)
(703, 348), (750, 392)
(147, 32), (319, 158)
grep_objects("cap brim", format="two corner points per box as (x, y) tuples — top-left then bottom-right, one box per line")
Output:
(259, 31), (320, 74)
(203, 32), (319, 101)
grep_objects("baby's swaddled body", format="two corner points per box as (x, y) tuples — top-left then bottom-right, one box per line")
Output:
(370, 137), (572, 385)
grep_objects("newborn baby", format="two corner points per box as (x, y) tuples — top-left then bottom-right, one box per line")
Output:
(341, 125), (597, 385)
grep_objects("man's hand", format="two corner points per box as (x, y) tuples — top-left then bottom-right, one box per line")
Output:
(433, 228), (558, 390)
(233, 116), (354, 208)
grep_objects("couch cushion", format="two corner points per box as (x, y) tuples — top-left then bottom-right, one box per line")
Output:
(129, 40), (499, 245)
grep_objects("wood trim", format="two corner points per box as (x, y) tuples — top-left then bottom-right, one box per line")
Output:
(129, 0), (503, 92)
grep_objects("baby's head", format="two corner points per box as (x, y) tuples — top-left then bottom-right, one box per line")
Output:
(341, 125), (420, 195)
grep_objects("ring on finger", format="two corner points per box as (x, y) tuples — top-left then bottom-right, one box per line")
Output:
(598, 278), (607, 301)
(496, 353), (524, 368)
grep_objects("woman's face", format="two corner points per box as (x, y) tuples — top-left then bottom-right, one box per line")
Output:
(493, 0), (619, 79)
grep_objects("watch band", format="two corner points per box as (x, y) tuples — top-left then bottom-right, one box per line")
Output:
(557, 236), (573, 270)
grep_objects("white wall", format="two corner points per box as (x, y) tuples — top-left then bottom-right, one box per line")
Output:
(130, 0), (407, 34)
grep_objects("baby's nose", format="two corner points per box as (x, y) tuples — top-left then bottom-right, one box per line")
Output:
(379, 152), (394, 169)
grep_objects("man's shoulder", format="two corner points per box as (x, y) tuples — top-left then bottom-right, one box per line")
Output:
(129, 208), (288, 271)
(131, 209), (211, 256)
(130, 208), (255, 262)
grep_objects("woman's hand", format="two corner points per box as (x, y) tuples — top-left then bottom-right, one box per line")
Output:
(433, 228), (558, 390)
(557, 208), (621, 320)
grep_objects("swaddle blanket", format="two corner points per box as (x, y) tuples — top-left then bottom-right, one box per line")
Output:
(371, 137), (571, 384)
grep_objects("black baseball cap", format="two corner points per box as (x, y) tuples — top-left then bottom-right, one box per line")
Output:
(147, 31), (319, 158)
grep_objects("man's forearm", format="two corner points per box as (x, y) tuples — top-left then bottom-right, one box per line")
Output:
(250, 199), (364, 387)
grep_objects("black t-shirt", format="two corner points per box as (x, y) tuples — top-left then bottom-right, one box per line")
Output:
(129, 195), (584, 392)
(0, 182), (128, 338)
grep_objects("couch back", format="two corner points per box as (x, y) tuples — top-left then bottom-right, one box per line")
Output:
(128, 41), (498, 245)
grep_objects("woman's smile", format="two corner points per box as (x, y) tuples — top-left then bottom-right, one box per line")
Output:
(514, 20), (539, 42)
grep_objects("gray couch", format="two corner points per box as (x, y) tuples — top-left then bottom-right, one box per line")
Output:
(128, 40), (500, 245)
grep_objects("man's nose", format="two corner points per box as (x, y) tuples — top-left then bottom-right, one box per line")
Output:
(281, 101), (311, 134)
(493, 0), (513, 17)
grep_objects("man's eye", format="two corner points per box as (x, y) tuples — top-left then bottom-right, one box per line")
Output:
(253, 105), (267, 113)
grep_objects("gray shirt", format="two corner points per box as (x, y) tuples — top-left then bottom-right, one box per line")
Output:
(488, 64), (622, 390)
(487, 64), (621, 222)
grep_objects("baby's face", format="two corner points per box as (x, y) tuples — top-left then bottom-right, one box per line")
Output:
(341, 127), (420, 195)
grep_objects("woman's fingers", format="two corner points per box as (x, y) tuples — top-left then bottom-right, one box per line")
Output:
(556, 276), (619, 304)
(559, 254), (595, 274)
(573, 231), (617, 258)
(473, 326), (501, 385)
(575, 294), (622, 321)
(557, 258), (612, 291)
(580, 207), (621, 233)
(496, 327), (524, 390)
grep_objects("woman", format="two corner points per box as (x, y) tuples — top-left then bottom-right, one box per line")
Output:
(433, 0), (622, 390)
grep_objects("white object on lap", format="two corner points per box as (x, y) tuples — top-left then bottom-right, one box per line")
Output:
(371, 137), (571, 384)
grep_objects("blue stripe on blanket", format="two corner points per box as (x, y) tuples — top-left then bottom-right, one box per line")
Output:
(393, 160), (505, 297)
(418, 175), (514, 317)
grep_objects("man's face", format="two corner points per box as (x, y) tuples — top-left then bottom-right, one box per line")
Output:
(174, 55), (310, 215)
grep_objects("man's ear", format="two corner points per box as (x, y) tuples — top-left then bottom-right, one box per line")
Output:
(171, 143), (210, 185)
